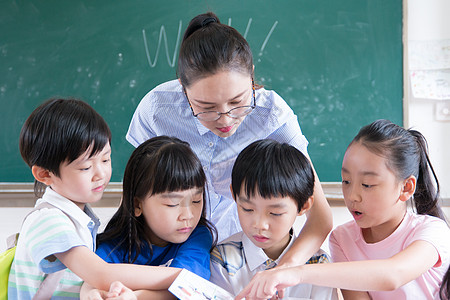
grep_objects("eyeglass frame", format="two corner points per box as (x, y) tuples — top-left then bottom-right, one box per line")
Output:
(183, 79), (256, 122)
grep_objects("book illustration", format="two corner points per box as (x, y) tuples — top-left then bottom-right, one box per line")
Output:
(169, 269), (234, 300)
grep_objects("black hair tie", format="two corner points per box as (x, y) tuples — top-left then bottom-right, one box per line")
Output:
(201, 17), (216, 27)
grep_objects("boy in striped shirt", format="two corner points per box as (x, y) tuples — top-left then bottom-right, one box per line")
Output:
(8, 98), (112, 299)
(210, 139), (338, 299)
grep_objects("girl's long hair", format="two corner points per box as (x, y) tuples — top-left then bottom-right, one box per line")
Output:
(351, 119), (445, 221)
(97, 136), (217, 263)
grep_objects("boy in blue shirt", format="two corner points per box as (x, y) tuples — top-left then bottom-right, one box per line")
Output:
(210, 139), (338, 299)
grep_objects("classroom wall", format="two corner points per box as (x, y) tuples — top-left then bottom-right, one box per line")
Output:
(406, 0), (450, 201)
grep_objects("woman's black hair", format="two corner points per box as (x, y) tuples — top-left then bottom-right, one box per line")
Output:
(351, 119), (445, 221)
(441, 266), (450, 300)
(231, 139), (315, 212)
(97, 136), (217, 263)
(177, 12), (253, 87)
(19, 98), (111, 196)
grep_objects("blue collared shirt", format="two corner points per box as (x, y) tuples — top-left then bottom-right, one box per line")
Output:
(126, 80), (308, 241)
(96, 226), (213, 280)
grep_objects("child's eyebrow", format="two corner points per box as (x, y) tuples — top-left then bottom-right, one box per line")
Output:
(237, 195), (252, 203)
(161, 188), (203, 198)
(238, 196), (287, 208)
(87, 148), (112, 160)
(267, 203), (288, 209)
(342, 167), (380, 177)
(193, 188), (203, 194)
(76, 146), (112, 164)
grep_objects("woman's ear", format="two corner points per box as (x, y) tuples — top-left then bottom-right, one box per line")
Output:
(298, 196), (314, 216)
(399, 175), (416, 202)
(31, 166), (53, 186)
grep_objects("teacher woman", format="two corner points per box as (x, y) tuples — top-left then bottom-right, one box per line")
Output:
(126, 12), (332, 267)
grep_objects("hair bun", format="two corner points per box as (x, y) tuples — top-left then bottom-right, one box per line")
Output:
(201, 17), (217, 27)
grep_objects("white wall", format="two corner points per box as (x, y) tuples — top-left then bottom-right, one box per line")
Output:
(2, 206), (450, 253)
(407, 0), (450, 200)
(408, 0), (450, 40)
(0, 207), (354, 253)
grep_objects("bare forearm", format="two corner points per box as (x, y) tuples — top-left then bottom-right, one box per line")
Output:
(341, 289), (372, 300)
(135, 289), (176, 300)
(237, 241), (438, 300)
(90, 264), (181, 291)
(299, 260), (412, 291)
(57, 246), (182, 292)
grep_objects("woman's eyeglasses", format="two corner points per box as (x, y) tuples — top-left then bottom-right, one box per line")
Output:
(184, 80), (256, 122)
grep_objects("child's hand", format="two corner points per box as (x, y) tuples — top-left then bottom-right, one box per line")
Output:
(82, 288), (110, 300)
(235, 267), (301, 300)
(105, 281), (137, 300)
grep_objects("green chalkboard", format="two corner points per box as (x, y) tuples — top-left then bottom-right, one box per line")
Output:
(0, 0), (402, 182)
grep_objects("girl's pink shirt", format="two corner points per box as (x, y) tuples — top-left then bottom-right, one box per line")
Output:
(330, 211), (450, 299)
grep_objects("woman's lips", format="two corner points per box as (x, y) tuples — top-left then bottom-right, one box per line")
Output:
(217, 125), (233, 133)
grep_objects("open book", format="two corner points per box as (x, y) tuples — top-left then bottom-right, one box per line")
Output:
(169, 268), (313, 300)
(169, 269), (234, 300)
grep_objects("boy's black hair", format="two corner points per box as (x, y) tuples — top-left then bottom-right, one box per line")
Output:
(19, 98), (111, 196)
(231, 139), (315, 212)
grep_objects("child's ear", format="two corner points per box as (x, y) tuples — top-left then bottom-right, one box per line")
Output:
(229, 184), (236, 201)
(298, 196), (314, 216)
(399, 175), (416, 202)
(134, 199), (142, 217)
(31, 166), (53, 186)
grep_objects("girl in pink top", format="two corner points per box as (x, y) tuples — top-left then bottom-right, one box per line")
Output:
(236, 119), (450, 300)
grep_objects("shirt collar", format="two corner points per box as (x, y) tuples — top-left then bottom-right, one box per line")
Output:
(242, 227), (299, 272)
(38, 187), (100, 229)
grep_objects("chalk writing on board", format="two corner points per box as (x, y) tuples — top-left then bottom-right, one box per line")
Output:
(142, 20), (183, 68)
(142, 19), (278, 68)
(227, 18), (278, 55)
